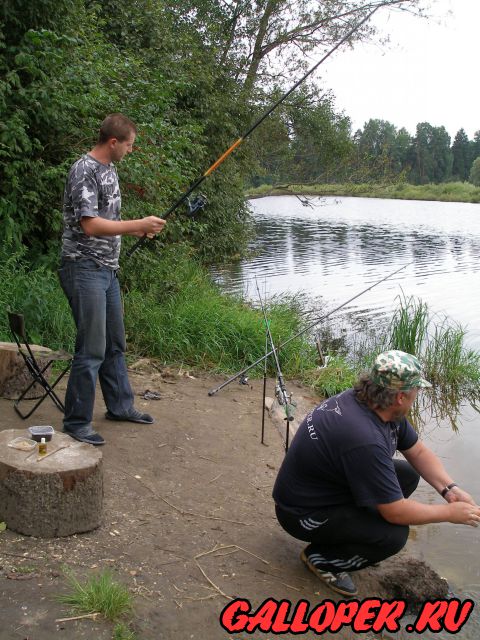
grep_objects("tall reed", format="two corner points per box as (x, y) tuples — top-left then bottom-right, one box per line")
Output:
(386, 294), (480, 390)
(388, 294), (429, 355)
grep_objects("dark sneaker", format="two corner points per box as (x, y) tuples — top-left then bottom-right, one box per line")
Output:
(300, 549), (358, 596)
(105, 409), (154, 424)
(63, 429), (105, 446)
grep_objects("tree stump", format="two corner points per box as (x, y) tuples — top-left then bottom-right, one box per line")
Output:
(0, 342), (53, 400)
(0, 429), (103, 537)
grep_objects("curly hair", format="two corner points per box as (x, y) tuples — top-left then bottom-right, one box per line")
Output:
(354, 373), (398, 410)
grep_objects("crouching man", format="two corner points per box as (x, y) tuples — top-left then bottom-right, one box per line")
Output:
(273, 350), (479, 596)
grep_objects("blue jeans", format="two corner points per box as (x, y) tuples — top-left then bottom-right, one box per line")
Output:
(58, 258), (134, 433)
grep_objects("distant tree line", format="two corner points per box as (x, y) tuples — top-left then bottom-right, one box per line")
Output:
(352, 121), (480, 184)
(251, 109), (480, 187)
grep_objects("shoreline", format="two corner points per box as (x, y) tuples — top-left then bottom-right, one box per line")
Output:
(246, 181), (480, 204)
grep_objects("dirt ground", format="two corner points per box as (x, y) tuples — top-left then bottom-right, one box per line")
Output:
(0, 364), (445, 640)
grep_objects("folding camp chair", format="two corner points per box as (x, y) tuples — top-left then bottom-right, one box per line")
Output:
(8, 312), (72, 419)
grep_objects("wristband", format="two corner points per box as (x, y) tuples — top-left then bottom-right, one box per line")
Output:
(441, 483), (457, 498)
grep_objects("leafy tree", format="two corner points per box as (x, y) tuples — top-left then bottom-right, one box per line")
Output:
(248, 84), (352, 185)
(470, 131), (480, 171)
(410, 122), (452, 184)
(469, 157), (480, 187)
(430, 125), (452, 182)
(354, 119), (398, 180)
(347, 120), (414, 182)
(169, 0), (426, 93)
(451, 128), (471, 181)
(392, 127), (413, 175)
(248, 92), (294, 185)
(287, 88), (352, 183)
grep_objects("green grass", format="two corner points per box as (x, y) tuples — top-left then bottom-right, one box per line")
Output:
(246, 181), (480, 203)
(0, 246), (75, 349)
(302, 354), (357, 397)
(388, 295), (429, 356)
(57, 569), (133, 622)
(122, 246), (317, 376)
(113, 623), (138, 640)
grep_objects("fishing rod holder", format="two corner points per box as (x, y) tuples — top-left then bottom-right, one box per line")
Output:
(275, 384), (296, 418)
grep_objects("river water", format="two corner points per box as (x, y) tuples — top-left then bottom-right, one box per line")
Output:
(211, 195), (480, 637)
(213, 196), (480, 347)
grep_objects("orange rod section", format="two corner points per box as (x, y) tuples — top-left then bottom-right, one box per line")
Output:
(203, 138), (243, 176)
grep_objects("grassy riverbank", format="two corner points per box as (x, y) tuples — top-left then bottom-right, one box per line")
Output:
(0, 246), (318, 378)
(247, 181), (480, 203)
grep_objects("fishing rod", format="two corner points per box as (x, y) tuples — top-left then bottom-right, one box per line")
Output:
(127, 6), (379, 258)
(208, 261), (412, 396)
(255, 277), (295, 452)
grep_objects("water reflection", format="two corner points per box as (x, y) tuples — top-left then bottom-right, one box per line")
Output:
(411, 388), (480, 434)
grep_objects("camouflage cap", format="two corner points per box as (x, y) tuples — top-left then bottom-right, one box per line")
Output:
(371, 350), (432, 391)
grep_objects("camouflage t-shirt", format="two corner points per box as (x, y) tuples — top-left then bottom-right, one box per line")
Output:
(61, 154), (122, 269)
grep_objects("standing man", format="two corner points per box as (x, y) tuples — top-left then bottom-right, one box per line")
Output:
(273, 350), (480, 596)
(59, 113), (165, 445)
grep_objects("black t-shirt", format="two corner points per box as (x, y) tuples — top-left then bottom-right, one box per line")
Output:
(272, 389), (418, 516)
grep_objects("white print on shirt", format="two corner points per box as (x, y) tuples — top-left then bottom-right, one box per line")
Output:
(306, 410), (318, 440)
(318, 398), (342, 416)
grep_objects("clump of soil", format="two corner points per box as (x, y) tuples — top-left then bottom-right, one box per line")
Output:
(378, 557), (449, 609)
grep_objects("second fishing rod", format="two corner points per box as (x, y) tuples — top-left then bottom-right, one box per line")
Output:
(127, 6), (379, 258)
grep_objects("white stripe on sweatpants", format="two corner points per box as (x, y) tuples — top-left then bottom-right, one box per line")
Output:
(299, 517), (328, 530)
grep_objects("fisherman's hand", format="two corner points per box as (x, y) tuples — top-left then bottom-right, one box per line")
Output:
(444, 485), (477, 506)
(446, 501), (480, 527)
(140, 216), (166, 235)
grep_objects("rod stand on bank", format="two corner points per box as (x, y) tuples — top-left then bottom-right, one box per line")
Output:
(261, 323), (268, 446)
(126, 6), (380, 259)
(208, 262), (413, 397)
(255, 277), (295, 452)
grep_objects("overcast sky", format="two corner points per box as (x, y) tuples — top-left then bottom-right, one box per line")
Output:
(320, 0), (478, 140)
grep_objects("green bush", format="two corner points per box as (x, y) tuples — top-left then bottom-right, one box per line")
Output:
(0, 2), (253, 266)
